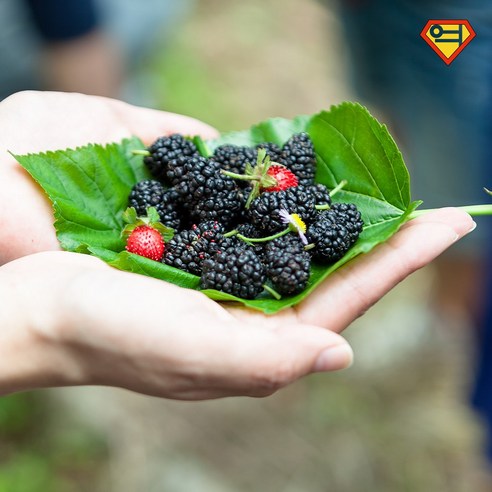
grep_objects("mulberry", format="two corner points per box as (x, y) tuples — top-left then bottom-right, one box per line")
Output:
(264, 235), (311, 295)
(201, 241), (266, 299)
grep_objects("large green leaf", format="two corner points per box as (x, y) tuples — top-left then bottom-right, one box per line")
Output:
(14, 137), (149, 252)
(15, 104), (418, 314)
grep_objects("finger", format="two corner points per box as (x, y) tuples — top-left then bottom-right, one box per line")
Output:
(108, 98), (220, 143)
(296, 208), (476, 333)
(0, 91), (130, 153)
(161, 321), (354, 400)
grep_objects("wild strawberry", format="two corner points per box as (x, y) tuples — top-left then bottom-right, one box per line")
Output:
(262, 165), (298, 192)
(126, 225), (165, 261)
(221, 148), (298, 208)
(121, 206), (174, 262)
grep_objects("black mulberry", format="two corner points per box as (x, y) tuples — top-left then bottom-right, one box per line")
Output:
(144, 134), (198, 181)
(308, 215), (353, 264)
(163, 221), (225, 275)
(308, 183), (332, 207)
(213, 145), (256, 176)
(329, 203), (364, 242)
(128, 180), (166, 216)
(281, 133), (316, 186)
(201, 241), (266, 299)
(155, 188), (183, 230)
(248, 186), (317, 233)
(256, 142), (283, 162)
(264, 235), (311, 295)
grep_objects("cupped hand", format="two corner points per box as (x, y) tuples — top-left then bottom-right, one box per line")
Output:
(0, 91), (476, 399)
(0, 91), (218, 264)
(0, 207), (474, 399)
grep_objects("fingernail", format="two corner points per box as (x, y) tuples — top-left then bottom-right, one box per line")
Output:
(454, 221), (477, 242)
(313, 344), (354, 372)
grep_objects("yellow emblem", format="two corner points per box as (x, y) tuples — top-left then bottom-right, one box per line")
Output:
(420, 20), (476, 65)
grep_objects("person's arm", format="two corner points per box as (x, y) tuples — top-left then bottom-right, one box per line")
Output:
(41, 30), (124, 98)
(26, 0), (123, 97)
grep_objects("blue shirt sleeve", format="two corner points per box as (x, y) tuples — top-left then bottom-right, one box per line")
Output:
(25, 0), (100, 42)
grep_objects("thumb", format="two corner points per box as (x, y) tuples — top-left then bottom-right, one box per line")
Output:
(210, 323), (353, 398)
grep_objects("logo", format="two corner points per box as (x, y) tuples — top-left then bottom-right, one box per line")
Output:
(420, 20), (476, 65)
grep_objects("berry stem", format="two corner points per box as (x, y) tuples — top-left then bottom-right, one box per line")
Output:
(245, 181), (261, 209)
(223, 229), (238, 238)
(329, 180), (347, 198)
(263, 284), (282, 300)
(221, 168), (277, 193)
(315, 180), (349, 210)
(304, 243), (315, 251)
(131, 149), (150, 156)
(192, 136), (211, 157)
(409, 204), (492, 219)
(221, 170), (258, 181)
(237, 227), (290, 243)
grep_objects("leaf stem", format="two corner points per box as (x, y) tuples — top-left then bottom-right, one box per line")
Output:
(263, 284), (282, 300)
(237, 228), (290, 243)
(409, 204), (492, 219)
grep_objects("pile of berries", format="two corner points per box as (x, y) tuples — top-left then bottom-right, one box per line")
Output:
(124, 133), (364, 299)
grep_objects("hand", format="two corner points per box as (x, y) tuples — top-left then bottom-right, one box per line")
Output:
(0, 91), (218, 264)
(0, 207), (474, 399)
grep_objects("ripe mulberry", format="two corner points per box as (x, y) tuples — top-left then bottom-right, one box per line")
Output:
(163, 221), (225, 275)
(281, 133), (316, 186)
(144, 134), (198, 181)
(248, 186), (317, 233)
(200, 241), (266, 299)
(264, 235), (311, 295)
(213, 145), (256, 177)
(128, 180), (166, 216)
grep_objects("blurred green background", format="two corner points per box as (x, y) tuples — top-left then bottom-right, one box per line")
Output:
(1, 1), (490, 491)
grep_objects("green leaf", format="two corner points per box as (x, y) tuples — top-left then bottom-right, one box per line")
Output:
(108, 251), (201, 289)
(207, 114), (312, 151)
(14, 137), (148, 252)
(308, 102), (411, 218)
(14, 104), (417, 314)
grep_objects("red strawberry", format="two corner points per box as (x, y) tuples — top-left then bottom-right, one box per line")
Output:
(126, 225), (165, 261)
(262, 165), (298, 192)
(221, 148), (299, 208)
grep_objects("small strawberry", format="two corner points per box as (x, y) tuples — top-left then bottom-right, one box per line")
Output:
(121, 206), (174, 262)
(126, 225), (165, 261)
(221, 148), (298, 208)
(262, 165), (298, 192)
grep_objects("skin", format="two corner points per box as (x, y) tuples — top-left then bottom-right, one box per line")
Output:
(41, 30), (124, 98)
(0, 91), (476, 400)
